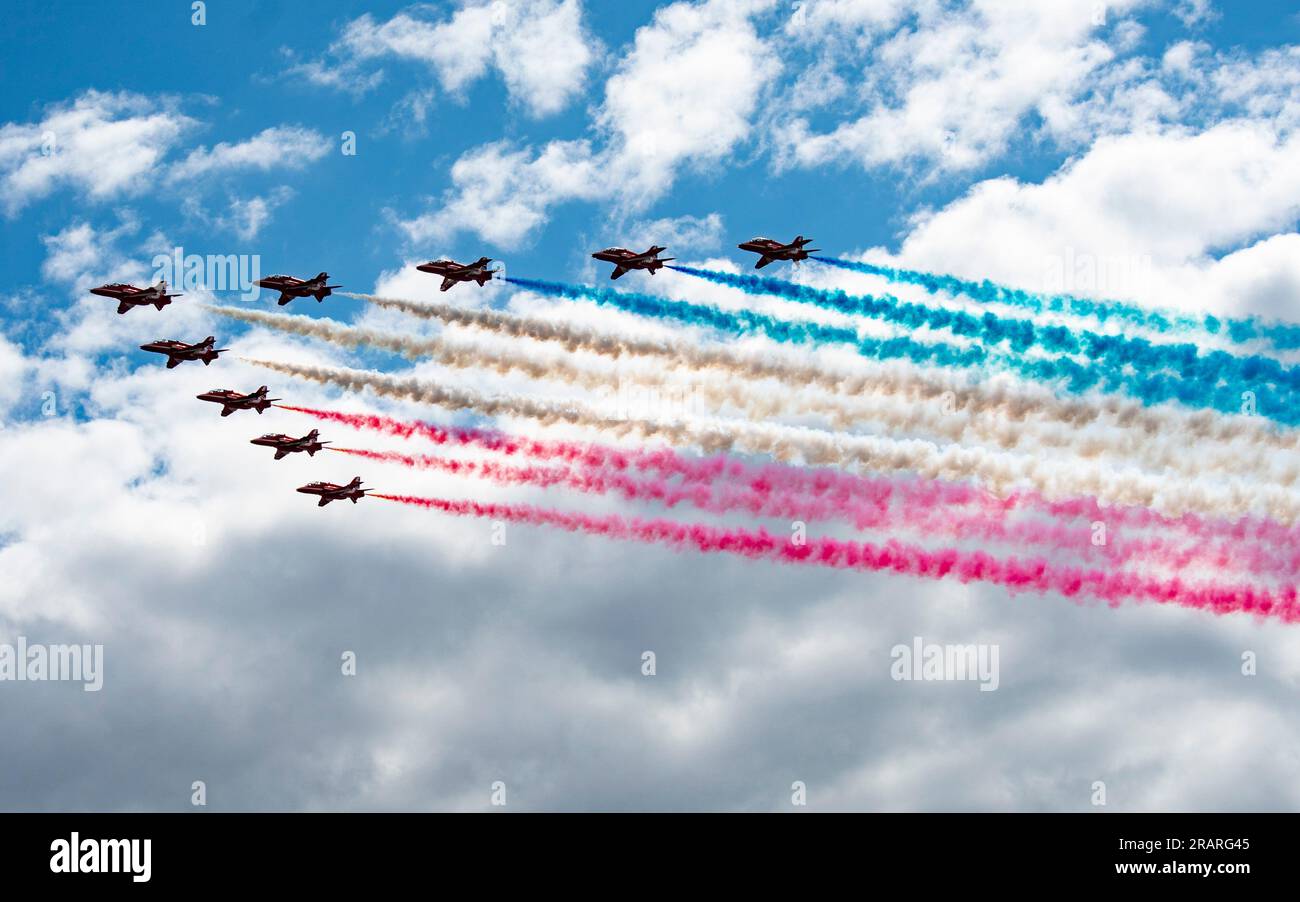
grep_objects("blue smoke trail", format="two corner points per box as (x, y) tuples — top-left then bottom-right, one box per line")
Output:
(811, 255), (1300, 352)
(505, 276), (1298, 427)
(666, 265), (1300, 397)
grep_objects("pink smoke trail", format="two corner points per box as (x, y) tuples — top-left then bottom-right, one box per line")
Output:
(337, 447), (1300, 579)
(291, 405), (1300, 575)
(370, 494), (1300, 622)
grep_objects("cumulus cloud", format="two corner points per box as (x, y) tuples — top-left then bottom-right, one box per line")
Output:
(397, 139), (605, 248)
(5, 295), (1300, 810)
(184, 187), (297, 241)
(167, 126), (332, 184)
(0, 91), (195, 214)
(770, 0), (1150, 174)
(301, 0), (596, 118)
(9, 0), (1300, 815)
(0, 91), (336, 216)
(621, 212), (725, 250)
(397, 0), (779, 249)
(850, 116), (1300, 322)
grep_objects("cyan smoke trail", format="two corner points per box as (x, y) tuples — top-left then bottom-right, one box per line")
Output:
(360, 290), (1300, 478)
(811, 255), (1300, 352)
(669, 265), (1300, 395)
(507, 276), (1300, 426)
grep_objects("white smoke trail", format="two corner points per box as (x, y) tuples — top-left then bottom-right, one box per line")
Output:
(344, 293), (1300, 483)
(245, 357), (1300, 525)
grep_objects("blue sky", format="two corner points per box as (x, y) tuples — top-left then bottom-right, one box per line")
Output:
(6, 0), (1294, 338)
(2, 1), (1300, 812)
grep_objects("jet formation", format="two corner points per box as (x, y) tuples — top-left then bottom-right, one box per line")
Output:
(98, 229), (823, 506)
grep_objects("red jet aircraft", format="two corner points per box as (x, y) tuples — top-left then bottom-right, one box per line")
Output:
(140, 336), (227, 368)
(255, 272), (340, 306)
(415, 257), (498, 291)
(90, 280), (182, 314)
(736, 236), (819, 269)
(251, 429), (330, 460)
(591, 245), (674, 279)
(296, 477), (368, 506)
(196, 385), (279, 417)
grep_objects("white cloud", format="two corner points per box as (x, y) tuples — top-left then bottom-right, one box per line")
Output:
(1041, 41), (1300, 146)
(0, 91), (194, 214)
(857, 118), (1300, 321)
(621, 212), (725, 250)
(308, 0), (596, 118)
(221, 190), (293, 241)
(283, 57), (386, 96)
(168, 126), (332, 183)
(184, 187), (296, 241)
(771, 0), (1151, 174)
(596, 0), (781, 204)
(1172, 0), (1218, 28)
(0, 333), (30, 421)
(39, 216), (141, 289)
(397, 139), (604, 248)
(397, 0), (779, 248)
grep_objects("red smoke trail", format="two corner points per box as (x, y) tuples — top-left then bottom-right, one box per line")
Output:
(292, 404), (1300, 575)
(370, 494), (1300, 622)
(338, 447), (1300, 578)
(281, 404), (1001, 511)
(297, 405), (1300, 569)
